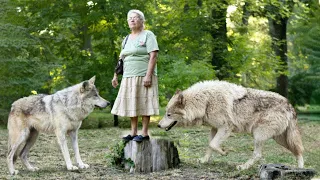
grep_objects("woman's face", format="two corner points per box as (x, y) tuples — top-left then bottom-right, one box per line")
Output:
(127, 13), (143, 30)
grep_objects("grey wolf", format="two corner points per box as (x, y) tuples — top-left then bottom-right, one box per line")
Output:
(158, 80), (304, 170)
(7, 76), (110, 175)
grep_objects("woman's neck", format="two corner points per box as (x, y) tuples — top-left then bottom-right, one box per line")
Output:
(131, 28), (143, 35)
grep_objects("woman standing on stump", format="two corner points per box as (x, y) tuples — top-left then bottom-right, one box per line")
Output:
(111, 9), (160, 142)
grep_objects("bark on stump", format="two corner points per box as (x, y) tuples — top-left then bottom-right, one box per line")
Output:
(123, 138), (180, 173)
(259, 164), (316, 180)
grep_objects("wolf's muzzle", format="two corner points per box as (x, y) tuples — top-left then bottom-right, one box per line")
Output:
(95, 101), (110, 108)
(165, 121), (177, 131)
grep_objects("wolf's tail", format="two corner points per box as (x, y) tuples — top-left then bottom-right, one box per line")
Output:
(273, 103), (304, 168)
(7, 108), (13, 154)
(7, 138), (18, 163)
(7, 108), (20, 163)
(285, 105), (304, 168)
(286, 106), (304, 154)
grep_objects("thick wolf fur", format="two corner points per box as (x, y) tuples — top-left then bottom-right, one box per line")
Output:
(158, 80), (304, 170)
(7, 76), (110, 175)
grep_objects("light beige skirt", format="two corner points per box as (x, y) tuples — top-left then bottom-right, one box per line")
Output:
(111, 75), (159, 117)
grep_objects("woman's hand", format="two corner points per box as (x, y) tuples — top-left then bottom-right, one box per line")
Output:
(112, 75), (118, 88)
(143, 75), (152, 87)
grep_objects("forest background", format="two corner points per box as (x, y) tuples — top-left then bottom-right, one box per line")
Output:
(1, 0), (320, 125)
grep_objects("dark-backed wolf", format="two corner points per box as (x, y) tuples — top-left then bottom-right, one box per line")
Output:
(7, 76), (110, 175)
(158, 80), (304, 170)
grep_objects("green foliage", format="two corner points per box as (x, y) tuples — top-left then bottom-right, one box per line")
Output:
(226, 15), (281, 90)
(1, 0), (320, 125)
(106, 140), (134, 169)
(158, 54), (216, 106)
(0, 0), (52, 124)
(288, 1), (320, 105)
(106, 140), (126, 167)
(289, 73), (320, 105)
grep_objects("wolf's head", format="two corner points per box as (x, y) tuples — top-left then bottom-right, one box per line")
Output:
(80, 76), (110, 108)
(158, 90), (187, 131)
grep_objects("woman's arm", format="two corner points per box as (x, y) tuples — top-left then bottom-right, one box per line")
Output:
(112, 73), (118, 88)
(143, 51), (158, 87)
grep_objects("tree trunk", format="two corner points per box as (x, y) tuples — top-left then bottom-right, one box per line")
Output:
(210, 0), (229, 80)
(81, 25), (93, 52)
(266, 1), (293, 98)
(268, 17), (288, 97)
(123, 139), (180, 173)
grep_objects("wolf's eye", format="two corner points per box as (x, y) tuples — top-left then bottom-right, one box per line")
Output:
(167, 113), (171, 117)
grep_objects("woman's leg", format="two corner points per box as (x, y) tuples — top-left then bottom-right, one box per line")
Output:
(130, 117), (138, 136)
(141, 116), (150, 136)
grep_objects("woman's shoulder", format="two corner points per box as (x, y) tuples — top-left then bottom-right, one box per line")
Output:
(143, 30), (156, 36)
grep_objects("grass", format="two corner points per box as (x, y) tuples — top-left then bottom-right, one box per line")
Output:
(0, 110), (319, 179)
(296, 105), (320, 114)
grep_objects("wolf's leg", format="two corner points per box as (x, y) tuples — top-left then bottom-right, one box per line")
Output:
(55, 130), (78, 171)
(237, 126), (271, 170)
(208, 126), (231, 156)
(7, 128), (30, 175)
(237, 138), (264, 170)
(69, 130), (89, 169)
(200, 127), (217, 163)
(20, 128), (39, 171)
(296, 155), (304, 168)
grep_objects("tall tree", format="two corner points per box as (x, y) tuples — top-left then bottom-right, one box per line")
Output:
(209, 0), (229, 79)
(0, 0), (51, 124)
(265, 0), (294, 97)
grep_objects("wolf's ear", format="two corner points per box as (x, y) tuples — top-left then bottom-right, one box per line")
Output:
(175, 89), (181, 94)
(89, 76), (96, 85)
(177, 92), (185, 107)
(80, 81), (90, 93)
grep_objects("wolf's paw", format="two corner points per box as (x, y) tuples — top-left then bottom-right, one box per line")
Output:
(67, 165), (79, 171)
(78, 163), (89, 169)
(236, 164), (248, 171)
(199, 157), (209, 164)
(9, 169), (19, 175)
(217, 147), (228, 156)
(29, 167), (39, 172)
(220, 150), (228, 156)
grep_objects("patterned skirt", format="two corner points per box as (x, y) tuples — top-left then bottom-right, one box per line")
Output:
(111, 75), (159, 117)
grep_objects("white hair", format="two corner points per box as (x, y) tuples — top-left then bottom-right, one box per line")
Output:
(127, 9), (145, 22)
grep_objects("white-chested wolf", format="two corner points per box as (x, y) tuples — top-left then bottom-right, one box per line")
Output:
(158, 80), (304, 170)
(7, 76), (110, 175)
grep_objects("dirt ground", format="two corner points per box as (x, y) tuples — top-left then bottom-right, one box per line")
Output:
(1, 120), (319, 179)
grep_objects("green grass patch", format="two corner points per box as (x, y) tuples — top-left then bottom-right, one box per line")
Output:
(296, 105), (320, 114)
(298, 114), (320, 121)
(0, 121), (319, 179)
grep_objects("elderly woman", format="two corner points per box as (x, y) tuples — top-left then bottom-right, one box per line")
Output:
(111, 9), (159, 142)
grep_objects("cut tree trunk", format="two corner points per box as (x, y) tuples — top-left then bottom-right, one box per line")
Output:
(123, 138), (180, 173)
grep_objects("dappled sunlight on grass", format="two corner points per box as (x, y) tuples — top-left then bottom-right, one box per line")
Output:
(151, 115), (162, 122)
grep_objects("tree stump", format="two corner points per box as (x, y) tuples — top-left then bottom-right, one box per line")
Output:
(123, 138), (180, 173)
(259, 164), (317, 180)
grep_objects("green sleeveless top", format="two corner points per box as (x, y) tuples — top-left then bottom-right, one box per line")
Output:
(120, 30), (159, 77)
